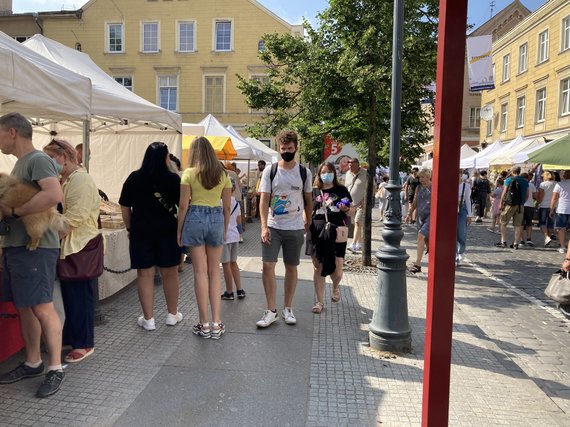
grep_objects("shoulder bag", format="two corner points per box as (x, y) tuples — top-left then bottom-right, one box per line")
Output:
(321, 191), (348, 243)
(57, 233), (104, 281)
(545, 270), (570, 304)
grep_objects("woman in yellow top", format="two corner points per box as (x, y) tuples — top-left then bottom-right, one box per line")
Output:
(43, 139), (101, 363)
(178, 137), (231, 339)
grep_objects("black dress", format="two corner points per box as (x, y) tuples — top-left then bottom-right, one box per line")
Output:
(308, 185), (352, 276)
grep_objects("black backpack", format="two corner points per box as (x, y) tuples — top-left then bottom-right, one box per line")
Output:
(504, 178), (522, 206)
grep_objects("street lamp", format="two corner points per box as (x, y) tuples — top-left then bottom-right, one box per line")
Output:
(368, 0), (411, 352)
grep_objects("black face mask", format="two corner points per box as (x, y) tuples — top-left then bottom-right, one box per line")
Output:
(280, 151), (295, 162)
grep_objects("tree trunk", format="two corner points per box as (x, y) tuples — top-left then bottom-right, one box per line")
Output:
(362, 95), (378, 266)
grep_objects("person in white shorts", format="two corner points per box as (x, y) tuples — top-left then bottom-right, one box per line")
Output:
(220, 189), (245, 300)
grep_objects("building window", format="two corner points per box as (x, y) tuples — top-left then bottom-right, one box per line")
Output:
(486, 118), (493, 137)
(107, 23), (124, 53)
(535, 88), (546, 123)
(469, 107), (481, 129)
(516, 96), (526, 128)
(177, 21), (195, 52)
(563, 16), (570, 52)
(562, 78), (570, 116)
(518, 43), (528, 73)
(204, 75), (225, 113)
(142, 22), (159, 53)
(250, 75), (270, 113)
(159, 75), (177, 111)
(538, 30), (549, 64)
(502, 54), (510, 82)
(500, 103), (508, 133)
(215, 20), (232, 51)
(114, 76), (133, 91)
(258, 40), (265, 52)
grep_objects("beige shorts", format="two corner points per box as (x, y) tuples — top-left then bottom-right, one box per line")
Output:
(500, 205), (523, 227)
(354, 207), (364, 224)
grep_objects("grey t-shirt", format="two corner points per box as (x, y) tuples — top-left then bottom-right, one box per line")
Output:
(345, 168), (368, 207)
(2, 150), (60, 249)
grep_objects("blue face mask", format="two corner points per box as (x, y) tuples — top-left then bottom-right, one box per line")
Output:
(320, 172), (334, 184)
(53, 160), (63, 175)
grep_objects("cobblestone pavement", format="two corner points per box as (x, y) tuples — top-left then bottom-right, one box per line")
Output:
(0, 213), (569, 426)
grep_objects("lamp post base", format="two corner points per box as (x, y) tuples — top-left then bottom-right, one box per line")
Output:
(369, 329), (411, 353)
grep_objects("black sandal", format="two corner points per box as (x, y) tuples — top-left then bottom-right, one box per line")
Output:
(408, 264), (421, 274)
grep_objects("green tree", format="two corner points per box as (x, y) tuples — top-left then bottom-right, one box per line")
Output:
(238, 0), (438, 265)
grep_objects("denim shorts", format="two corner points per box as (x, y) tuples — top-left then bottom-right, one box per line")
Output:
(555, 213), (570, 230)
(181, 205), (224, 248)
(538, 207), (553, 229)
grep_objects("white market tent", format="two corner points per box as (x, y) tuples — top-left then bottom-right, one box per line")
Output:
(245, 136), (279, 164)
(20, 34), (182, 200)
(0, 32), (93, 172)
(422, 144), (476, 169)
(197, 114), (254, 160)
(514, 141), (549, 164)
(488, 136), (544, 166)
(459, 137), (521, 169)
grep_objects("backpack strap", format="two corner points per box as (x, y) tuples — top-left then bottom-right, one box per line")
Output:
(230, 201), (240, 216)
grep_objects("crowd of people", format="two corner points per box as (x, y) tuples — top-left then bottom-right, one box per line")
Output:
(1, 110), (568, 401)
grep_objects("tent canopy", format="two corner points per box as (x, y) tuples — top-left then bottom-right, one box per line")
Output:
(181, 134), (237, 165)
(527, 134), (570, 169)
(245, 137), (279, 164)
(190, 114), (254, 160)
(0, 31), (92, 121)
(23, 34), (181, 132)
(459, 137), (521, 169)
(422, 144), (476, 169)
(488, 136), (544, 166)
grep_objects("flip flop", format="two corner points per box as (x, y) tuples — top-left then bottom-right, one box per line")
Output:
(64, 348), (94, 363)
(312, 302), (324, 314)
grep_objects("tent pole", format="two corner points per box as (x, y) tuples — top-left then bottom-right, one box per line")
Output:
(246, 159), (251, 222)
(83, 119), (91, 172)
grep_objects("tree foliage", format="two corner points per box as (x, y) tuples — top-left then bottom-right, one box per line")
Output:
(238, 0), (438, 264)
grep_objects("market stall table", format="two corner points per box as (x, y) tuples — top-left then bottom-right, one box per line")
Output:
(99, 228), (137, 300)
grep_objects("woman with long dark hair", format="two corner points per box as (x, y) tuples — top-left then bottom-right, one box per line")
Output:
(178, 137), (231, 339)
(120, 142), (182, 331)
(307, 162), (353, 314)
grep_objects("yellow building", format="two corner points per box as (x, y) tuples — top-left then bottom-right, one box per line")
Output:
(0, 0), (301, 133)
(481, 0), (570, 144)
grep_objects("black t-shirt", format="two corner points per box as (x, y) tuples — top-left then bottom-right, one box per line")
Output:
(407, 176), (420, 198)
(474, 177), (491, 194)
(312, 185), (352, 227)
(119, 170), (181, 236)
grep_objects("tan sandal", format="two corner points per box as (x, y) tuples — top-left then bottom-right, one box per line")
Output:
(331, 286), (341, 303)
(312, 302), (324, 314)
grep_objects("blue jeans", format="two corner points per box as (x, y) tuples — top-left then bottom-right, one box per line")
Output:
(456, 206), (468, 257)
(181, 205), (224, 248)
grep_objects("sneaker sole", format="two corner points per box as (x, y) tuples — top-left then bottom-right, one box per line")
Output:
(0, 371), (44, 384)
(210, 330), (225, 340)
(36, 375), (65, 398)
(256, 318), (278, 328)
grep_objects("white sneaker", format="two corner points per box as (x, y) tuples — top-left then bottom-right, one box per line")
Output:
(282, 307), (297, 325)
(545, 237), (552, 247)
(137, 316), (156, 331)
(354, 243), (362, 252)
(558, 247), (567, 254)
(256, 310), (278, 328)
(165, 312), (183, 326)
(455, 253), (463, 266)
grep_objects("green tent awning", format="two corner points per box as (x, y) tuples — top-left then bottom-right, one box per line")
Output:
(527, 134), (570, 169)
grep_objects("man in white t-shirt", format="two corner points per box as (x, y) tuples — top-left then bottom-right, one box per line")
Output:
(550, 170), (570, 253)
(521, 172), (538, 246)
(256, 130), (313, 328)
(345, 158), (368, 252)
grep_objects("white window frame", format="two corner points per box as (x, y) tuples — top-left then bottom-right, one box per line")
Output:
(141, 21), (160, 53)
(249, 74), (270, 113)
(518, 43), (528, 74)
(213, 19), (233, 52)
(177, 20), (197, 52)
(114, 76), (133, 91)
(500, 103), (508, 133)
(563, 16), (570, 52)
(535, 88), (546, 123)
(538, 30), (549, 64)
(516, 96), (526, 129)
(469, 107), (481, 129)
(561, 77), (570, 116)
(158, 75), (178, 112)
(106, 22), (124, 53)
(486, 117), (493, 137)
(203, 74), (226, 113)
(502, 54), (510, 82)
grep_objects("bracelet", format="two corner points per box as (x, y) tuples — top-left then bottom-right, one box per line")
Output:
(11, 207), (19, 218)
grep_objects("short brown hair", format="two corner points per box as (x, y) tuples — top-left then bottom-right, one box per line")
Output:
(275, 130), (298, 147)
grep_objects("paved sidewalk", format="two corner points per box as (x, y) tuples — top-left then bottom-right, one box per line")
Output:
(0, 213), (569, 426)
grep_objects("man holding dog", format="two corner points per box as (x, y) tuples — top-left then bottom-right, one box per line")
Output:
(0, 112), (65, 398)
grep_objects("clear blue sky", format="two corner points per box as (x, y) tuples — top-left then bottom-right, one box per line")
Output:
(13, 0), (547, 29)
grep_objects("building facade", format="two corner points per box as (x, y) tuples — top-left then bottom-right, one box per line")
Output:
(480, 0), (570, 144)
(0, 0), (301, 132)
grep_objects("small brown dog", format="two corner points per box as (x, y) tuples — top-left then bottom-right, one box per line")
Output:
(0, 173), (67, 250)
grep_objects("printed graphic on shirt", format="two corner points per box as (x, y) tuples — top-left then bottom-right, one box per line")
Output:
(316, 192), (341, 214)
(271, 194), (297, 215)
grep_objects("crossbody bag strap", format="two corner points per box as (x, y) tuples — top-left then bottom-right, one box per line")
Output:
(459, 183), (465, 209)
(320, 190), (329, 223)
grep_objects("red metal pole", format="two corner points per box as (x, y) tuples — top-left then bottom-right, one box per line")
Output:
(422, 1), (468, 426)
